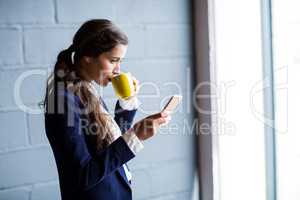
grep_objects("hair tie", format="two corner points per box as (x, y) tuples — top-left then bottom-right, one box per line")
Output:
(68, 44), (76, 52)
(67, 44), (77, 64)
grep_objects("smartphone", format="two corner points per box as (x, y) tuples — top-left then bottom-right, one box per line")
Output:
(162, 95), (183, 113)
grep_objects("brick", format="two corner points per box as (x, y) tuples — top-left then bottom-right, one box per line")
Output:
(131, 170), (151, 199)
(24, 27), (75, 64)
(143, 0), (190, 24)
(145, 25), (192, 57)
(115, 0), (191, 24)
(118, 25), (145, 59)
(18, 70), (49, 107)
(31, 181), (61, 200)
(0, 186), (30, 200)
(28, 113), (48, 145)
(0, 28), (22, 65)
(149, 191), (191, 200)
(0, 111), (28, 152)
(0, 69), (49, 109)
(129, 59), (190, 92)
(0, 70), (23, 108)
(57, 0), (115, 23)
(0, 0), (54, 24)
(132, 161), (194, 200)
(0, 147), (58, 188)
(115, 0), (145, 24)
(149, 160), (194, 197)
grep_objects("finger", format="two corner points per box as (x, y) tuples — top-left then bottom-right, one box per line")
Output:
(132, 77), (140, 92)
(132, 78), (137, 92)
(133, 78), (139, 86)
(153, 117), (165, 125)
(165, 115), (171, 121)
(160, 118), (171, 126)
(149, 112), (165, 119)
(161, 110), (171, 116)
(129, 79), (136, 95)
(154, 116), (171, 125)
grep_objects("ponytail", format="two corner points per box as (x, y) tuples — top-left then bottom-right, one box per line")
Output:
(54, 44), (77, 81)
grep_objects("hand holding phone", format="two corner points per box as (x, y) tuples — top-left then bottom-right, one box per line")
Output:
(133, 95), (183, 136)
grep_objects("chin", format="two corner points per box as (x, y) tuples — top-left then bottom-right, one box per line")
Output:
(102, 81), (109, 87)
(97, 79), (110, 87)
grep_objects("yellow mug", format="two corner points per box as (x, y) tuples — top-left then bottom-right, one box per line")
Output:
(111, 72), (136, 100)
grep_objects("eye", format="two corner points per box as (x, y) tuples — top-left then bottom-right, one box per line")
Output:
(110, 59), (122, 64)
(110, 60), (118, 64)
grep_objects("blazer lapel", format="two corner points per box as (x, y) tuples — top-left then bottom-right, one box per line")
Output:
(117, 166), (132, 189)
(99, 96), (109, 112)
(99, 97), (132, 188)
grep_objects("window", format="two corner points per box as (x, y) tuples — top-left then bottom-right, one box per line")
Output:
(212, 0), (267, 199)
(273, 0), (299, 199)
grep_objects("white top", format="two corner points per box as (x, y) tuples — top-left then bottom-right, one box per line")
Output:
(87, 82), (144, 183)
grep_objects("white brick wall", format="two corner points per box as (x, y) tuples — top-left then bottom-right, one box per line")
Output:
(0, 0), (54, 24)
(0, 0), (195, 199)
(0, 28), (22, 65)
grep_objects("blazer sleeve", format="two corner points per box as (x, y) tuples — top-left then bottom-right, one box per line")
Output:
(60, 90), (135, 191)
(114, 100), (137, 133)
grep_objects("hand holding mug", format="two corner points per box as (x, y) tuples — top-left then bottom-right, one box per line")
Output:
(111, 72), (140, 100)
(127, 72), (140, 99)
(132, 111), (171, 141)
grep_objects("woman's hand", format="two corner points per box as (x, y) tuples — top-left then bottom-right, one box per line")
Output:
(132, 111), (171, 141)
(127, 73), (140, 100)
(117, 73), (141, 109)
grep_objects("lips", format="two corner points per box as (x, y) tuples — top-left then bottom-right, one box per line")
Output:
(108, 72), (120, 82)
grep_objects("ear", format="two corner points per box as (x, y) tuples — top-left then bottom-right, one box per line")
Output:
(83, 56), (92, 64)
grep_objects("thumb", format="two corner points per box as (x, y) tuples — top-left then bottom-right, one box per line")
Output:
(149, 112), (167, 120)
(153, 116), (170, 125)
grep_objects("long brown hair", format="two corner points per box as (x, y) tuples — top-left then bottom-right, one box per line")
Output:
(43, 19), (128, 151)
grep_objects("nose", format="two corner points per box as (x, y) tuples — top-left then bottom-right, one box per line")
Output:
(113, 63), (121, 74)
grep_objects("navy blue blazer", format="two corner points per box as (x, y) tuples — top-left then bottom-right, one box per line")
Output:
(44, 88), (138, 200)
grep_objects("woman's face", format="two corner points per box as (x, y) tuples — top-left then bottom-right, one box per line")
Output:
(82, 44), (128, 86)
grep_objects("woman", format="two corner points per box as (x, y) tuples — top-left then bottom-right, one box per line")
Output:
(43, 19), (171, 200)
